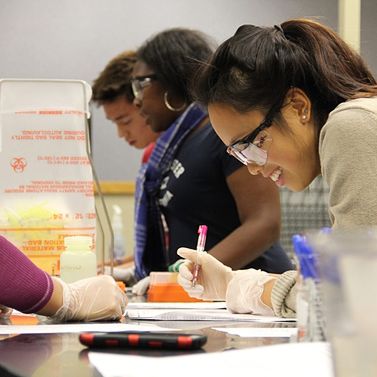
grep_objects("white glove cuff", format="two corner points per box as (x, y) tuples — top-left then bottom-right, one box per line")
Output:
(51, 279), (74, 322)
(226, 269), (274, 316)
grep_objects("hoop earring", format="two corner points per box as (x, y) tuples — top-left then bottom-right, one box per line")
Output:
(164, 92), (186, 112)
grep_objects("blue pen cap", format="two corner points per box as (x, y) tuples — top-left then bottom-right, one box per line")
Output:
(292, 234), (319, 280)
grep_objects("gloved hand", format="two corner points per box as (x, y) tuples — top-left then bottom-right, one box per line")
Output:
(226, 269), (275, 316)
(177, 247), (234, 300)
(168, 259), (185, 272)
(132, 276), (150, 296)
(104, 266), (137, 285)
(0, 305), (12, 319)
(52, 275), (127, 322)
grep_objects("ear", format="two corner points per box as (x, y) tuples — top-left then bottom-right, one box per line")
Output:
(285, 87), (312, 124)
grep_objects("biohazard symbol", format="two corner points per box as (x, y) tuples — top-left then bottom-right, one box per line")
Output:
(10, 157), (27, 173)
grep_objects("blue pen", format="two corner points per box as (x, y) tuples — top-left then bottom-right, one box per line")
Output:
(292, 233), (326, 342)
(292, 234), (318, 280)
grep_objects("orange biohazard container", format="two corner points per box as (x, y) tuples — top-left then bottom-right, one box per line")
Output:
(147, 272), (203, 302)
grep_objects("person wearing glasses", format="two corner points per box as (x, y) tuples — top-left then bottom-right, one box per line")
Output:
(0, 235), (127, 321)
(92, 51), (161, 290)
(177, 19), (377, 317)
(128, 27), (292, 295)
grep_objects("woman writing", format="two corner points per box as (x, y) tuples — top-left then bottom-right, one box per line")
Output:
(178, 19), (377, 317)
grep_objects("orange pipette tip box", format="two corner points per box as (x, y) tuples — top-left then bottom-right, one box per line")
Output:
(10, 314), (39, 325)
(147, 272), (203, 302)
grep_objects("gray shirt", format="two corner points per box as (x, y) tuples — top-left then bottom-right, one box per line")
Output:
(319, 96), (377, 227)
(272, 96), (377, 317)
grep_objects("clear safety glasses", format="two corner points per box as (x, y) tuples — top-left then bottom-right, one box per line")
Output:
(227, 116), (273, 166)
(131, 74), (157, 100)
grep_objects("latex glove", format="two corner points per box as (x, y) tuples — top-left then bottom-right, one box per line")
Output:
(177, 247), (234, 300)
(168, 259), (185, 272)
(104, 266), (137, 285)
(226, 269), (275, 316)
(0, 305), (12, 319)
(132, 276), (150, 296)
(52, 275), (127, 322)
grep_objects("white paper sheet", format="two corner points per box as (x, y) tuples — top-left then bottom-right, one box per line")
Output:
(88, 341), (333, 377)
(213, 327), (298, 338)
(126, 301), (227, 310)
(0, 322), (176, 335)
(125, 308), (296, 322)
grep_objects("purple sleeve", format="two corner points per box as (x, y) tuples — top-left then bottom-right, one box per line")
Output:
(0, 235), (54, 313)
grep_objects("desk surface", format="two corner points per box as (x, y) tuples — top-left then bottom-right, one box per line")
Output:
(0, 309), (295, 377)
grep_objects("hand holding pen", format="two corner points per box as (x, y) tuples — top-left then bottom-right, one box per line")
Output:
(191, 225), (207, 287)
(177, 245), (234, 301)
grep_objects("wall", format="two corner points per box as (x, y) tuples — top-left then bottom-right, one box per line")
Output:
(95, 192), (134, 262)
(0, 0), (339, 181)
(361, 0), (377, 76)
(1, 1), (375, 261)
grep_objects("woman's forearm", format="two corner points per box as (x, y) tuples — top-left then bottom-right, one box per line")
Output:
(0, 236), (54, 313)
(36, 277), (63, 316)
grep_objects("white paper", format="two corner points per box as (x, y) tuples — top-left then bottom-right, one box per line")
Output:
(88, 341), (333, 377)
(213, 326), (298, 338)
(0, 322), (175, 335)
(126, 302), (227, 310)
(125, 308), (296, 322)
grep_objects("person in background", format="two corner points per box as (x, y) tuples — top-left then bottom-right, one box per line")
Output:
(92, 50), (159, 153)
(92, 50), (160, 288)
(129, 27), (292, 295)
(177, 19), (377, 317)
(0, 235), (127, 321)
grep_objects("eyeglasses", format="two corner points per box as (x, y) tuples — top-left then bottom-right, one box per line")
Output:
(227, 113), (274, 166)
(131, 74), (157, 100)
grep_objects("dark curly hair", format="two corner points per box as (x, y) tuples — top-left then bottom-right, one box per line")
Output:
(136, 28), (215, 103)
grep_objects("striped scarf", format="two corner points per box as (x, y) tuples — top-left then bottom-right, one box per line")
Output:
(134, 103), (208, 279)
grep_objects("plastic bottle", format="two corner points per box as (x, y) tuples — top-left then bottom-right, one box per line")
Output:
(60, 236), (97, 283)
(293, 234), (326, 342)
(112, 205), (126, 263)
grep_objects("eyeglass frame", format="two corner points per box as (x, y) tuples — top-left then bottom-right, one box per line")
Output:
(131, 74), (158, 99)
(227, 104), (280, 166)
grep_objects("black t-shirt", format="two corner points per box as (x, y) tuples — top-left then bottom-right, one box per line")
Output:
(158, 124), (292, 273)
